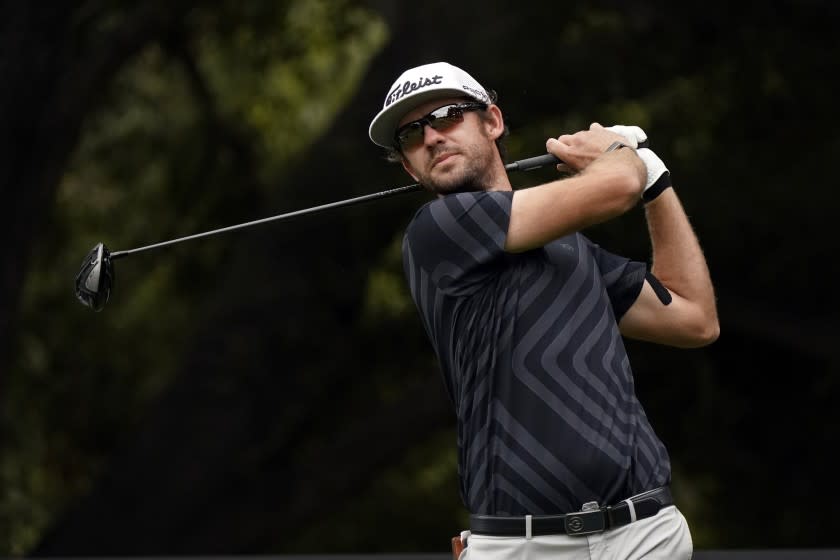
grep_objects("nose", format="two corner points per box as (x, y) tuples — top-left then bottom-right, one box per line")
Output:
(422, 123), (447, 146)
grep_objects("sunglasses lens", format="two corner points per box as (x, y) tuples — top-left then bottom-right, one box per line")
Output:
(430, 114), (463, 131)
(397, 123), (425, 149)
(395, 103), (482, 149)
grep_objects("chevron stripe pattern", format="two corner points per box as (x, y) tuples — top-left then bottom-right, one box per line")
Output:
(403, 191), (671, 515)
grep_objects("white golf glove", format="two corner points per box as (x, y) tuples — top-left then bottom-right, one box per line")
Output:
(606, 125), (648, 149)
(606, 125), (671, 202)
(636, 148), (672, 202)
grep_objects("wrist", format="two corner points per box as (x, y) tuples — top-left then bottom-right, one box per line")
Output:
(636, 148), (671, 203)
(642, 182), (675, 208)
(642, 172), (672, 203)
(605, 140), (633, 153)
(607, 142), (645, 193)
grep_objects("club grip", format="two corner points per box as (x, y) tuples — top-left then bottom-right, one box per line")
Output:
(505, 153), (561, 172)
(506, 138), (651, 173)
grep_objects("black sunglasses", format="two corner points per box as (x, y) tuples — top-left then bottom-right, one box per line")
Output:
(394, 102), (487, 150)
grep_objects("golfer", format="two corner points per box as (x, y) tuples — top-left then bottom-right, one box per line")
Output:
(369, 62), (718, 559)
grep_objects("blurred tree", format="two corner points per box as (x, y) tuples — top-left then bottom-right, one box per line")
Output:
(1, 0), (839, 556)
(1, 0), (391, 553)
(0, 1), (188, 387)
(0, 1), (192, 552)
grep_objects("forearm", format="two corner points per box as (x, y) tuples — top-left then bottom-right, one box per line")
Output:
(505, 143), (644, 253)
(645, 188), (719, 329)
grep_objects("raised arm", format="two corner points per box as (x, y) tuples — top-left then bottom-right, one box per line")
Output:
(505, 125), (645, 253)
(619, 167), (720, 348)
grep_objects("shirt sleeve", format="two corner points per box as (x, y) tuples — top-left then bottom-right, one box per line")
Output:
(403, 191), (513, 297)
(583, 237), (647, 321)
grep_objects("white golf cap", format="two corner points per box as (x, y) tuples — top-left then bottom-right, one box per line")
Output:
(368, 62), (492, 148)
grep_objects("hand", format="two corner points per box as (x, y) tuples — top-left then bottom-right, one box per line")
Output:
(636, 148), (672, 202)
(546, 123), (634, 172)
(605, 125), (648, 148)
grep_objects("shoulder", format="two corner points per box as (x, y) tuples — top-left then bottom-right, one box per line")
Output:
(408, 191), (513, 233)
(402, 191), (514, 275)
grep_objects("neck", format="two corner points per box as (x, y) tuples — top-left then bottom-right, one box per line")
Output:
(484, 155), (513, 192)
(432, 160), (512, 197)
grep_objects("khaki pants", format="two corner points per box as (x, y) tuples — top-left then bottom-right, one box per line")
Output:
(459, 505), (693, 560)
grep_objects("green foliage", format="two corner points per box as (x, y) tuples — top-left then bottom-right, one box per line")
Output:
(3, 0), (840, 554)
(0, 0), (385, 554)
(285, 430), (465, 554)
(194, 0), (387, 180)
(362, 233), (414, 323)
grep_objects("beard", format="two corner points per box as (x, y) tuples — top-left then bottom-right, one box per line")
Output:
(416, 139), (498, 196)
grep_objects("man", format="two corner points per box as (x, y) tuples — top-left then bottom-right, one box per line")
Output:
(368, 61), (718, 559)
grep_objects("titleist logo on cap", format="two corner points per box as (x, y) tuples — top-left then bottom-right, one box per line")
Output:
(385, 75), (444, 106)
(368, 62), (490, 147)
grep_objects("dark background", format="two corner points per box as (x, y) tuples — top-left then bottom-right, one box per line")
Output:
(2, 0), (838, 555)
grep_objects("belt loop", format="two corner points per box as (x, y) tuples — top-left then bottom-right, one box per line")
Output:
(624, 498), (637, 523)
(525, 514), (533, 539)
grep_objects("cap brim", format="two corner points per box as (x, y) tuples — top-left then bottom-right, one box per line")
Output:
(368, 88), (472, 148)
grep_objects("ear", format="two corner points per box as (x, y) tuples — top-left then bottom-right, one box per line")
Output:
(401, 158), (420, 181)
(484, 104), (505, 141)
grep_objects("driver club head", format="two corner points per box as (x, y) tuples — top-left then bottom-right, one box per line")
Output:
(75, 242), (114, 311)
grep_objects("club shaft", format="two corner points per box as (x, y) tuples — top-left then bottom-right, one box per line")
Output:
(109, 183), (423, 259)
(109, 153), (562, 260)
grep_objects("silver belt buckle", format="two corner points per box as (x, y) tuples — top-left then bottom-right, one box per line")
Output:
(564, 501), (606, 536)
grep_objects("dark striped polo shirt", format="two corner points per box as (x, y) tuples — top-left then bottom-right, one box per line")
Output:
(402, 190), (671, 515)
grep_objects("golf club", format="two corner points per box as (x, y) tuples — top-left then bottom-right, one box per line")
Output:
(73, 152), (571, 311)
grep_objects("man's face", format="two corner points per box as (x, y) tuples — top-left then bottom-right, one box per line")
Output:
(397, 97), (500, 195)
